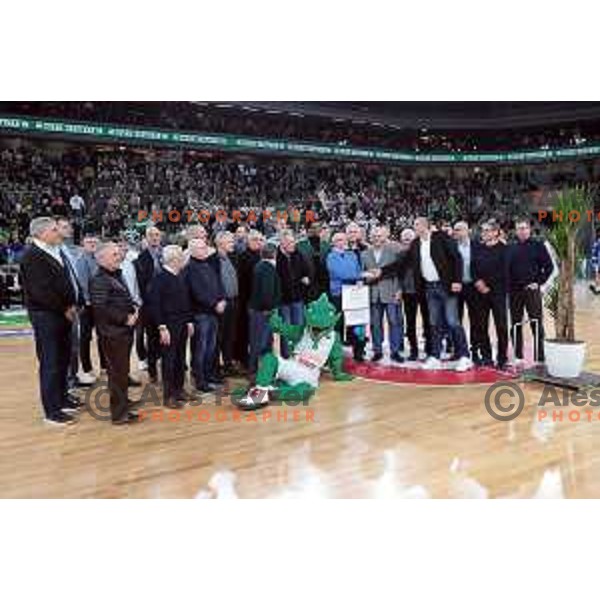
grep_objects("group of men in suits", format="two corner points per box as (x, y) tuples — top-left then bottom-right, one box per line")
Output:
(364, 215), (554, 372)
(20, 212), (555, 426)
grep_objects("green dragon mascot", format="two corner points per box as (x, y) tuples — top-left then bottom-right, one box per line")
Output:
(237, 294), (353, 410)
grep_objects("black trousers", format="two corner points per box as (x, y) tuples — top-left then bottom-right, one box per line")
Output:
(403, 292), (432, 356)
(161, 321), (188, 402)
(476, 292), (509, 365)
(29, 310), (72, 419)
(510, 288), (545, 362)
(79, 305), (106, 373)
(135, 320), (146, 362)
(141, 311), (160, 378)
(233, 295), (250, 367)
(100, 330), (132, 422)
(458, 283), (481, 360)
(217, 297), (237, 369)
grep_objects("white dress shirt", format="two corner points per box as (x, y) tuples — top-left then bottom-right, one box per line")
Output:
(33, 239), (63, 266)
(420, 236), (440, 282)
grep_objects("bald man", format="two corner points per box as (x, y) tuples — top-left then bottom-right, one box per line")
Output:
(134, 226), (163, 383)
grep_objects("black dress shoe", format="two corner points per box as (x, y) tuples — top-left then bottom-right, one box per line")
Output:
(62, 397), (83, 413)
(127, 399), (143, 412)
(390, 352), (405, 364)
(208, 376), (225, 385)
(408, 351), (419, 361)
(128, 377), (142, 387)
(45, 412), (77, 426)
(164, 399), (186, 409)
(112, 412), (140, 425)
(196, 383), (218, 393)
(371, 352), (383, 362)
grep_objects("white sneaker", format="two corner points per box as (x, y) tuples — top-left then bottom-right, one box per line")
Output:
(138, 360), (148, 371)
(237, 387), (270, 411)
(422, 357), (442, 370)
(78, 371), (96, 385)
(454, 357), (473, 372)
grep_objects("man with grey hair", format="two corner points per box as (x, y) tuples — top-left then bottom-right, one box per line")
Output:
(21, 217), (80, 425)
(362, 225), (404, 363)
(91, 242), (140, 425)
(148, 245), (194, 408)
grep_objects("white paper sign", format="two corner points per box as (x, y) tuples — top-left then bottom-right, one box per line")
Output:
(342, 284), (370, 311)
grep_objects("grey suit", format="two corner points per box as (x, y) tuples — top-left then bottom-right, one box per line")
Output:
(361, 245), (401, 303)
(361, 244), (404, 356)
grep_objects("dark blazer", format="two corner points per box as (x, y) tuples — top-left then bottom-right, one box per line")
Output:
(236, 248), (261, 303)
(90, 267), (136, 337)
(134, 248), (158, 303)
(380, 231), (463, 291)
(276, 248), (311, 304)
(20, 244), (77, 314)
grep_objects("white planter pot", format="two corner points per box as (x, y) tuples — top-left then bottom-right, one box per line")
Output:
(544, 340), (586, 378)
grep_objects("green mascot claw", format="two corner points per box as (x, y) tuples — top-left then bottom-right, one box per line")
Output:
(237, 294), (353, 410)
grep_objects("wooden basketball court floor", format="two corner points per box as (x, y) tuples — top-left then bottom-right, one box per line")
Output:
(1, 292), (599, 499)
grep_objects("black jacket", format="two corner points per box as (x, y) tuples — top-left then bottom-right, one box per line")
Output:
(134, 248), (159, 302)
(249, 260), (281, 311)
(276, 248), (311, 304)
(472, 242), (509, 294)
(380, 231), (462, 291)
(236, 248), (261, 303)
(148, 268), (193, 327)
(90, 267), (136, 337)
(20, 244), (77, 314)
(184, 255), (225, 315)
(507, 239), (553, 292)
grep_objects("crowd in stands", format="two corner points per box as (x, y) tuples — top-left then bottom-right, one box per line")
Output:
(4, 138), (595, 265)
(2, 101), (600, 153)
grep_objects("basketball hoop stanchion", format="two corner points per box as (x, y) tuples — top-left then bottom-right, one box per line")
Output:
(510, 318), (541, 371)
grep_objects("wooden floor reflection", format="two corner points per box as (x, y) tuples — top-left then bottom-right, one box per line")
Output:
(1, 289), (600, 499)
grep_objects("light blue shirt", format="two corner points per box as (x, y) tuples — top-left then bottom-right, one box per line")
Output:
(457, 240), (472, 284)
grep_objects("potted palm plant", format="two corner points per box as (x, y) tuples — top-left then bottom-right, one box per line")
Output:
(543, 186), (591, 378)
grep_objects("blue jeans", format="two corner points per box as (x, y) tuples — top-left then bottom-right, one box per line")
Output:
(424, 283), (469, 359)
(192, 313), (218, 387)
(370, 301), (404, 355)
(279, 301), (304, 358)
(29, 310), (72, 418)
(248, 309), (273, 374)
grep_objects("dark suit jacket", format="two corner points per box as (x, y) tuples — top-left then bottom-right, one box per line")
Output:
(380, 231), (463, 291)
(20, 244), (77, 314)
(134, 248), (158, 303)
(90, 267), (136, 338)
